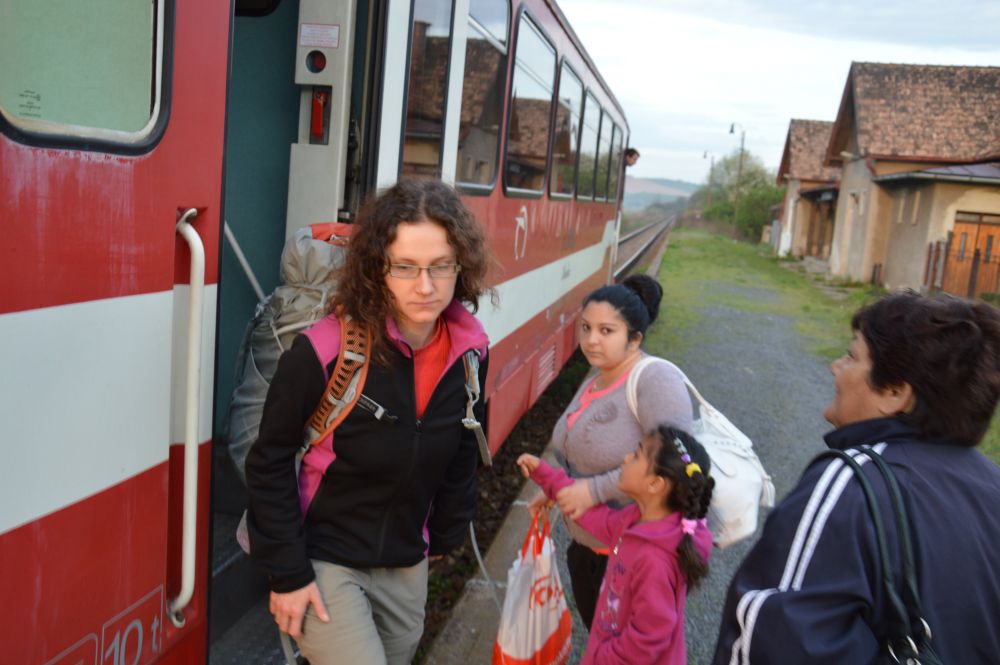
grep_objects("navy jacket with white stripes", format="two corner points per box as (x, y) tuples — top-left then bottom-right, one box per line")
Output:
(713, 417), (1000, 665)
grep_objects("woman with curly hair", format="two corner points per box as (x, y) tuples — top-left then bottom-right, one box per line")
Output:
(245, 179), (495, 665)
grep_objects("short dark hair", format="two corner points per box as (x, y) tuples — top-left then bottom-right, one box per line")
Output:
(852, 291), (1000, 445)
(624, 147), (639, 158)
(583, 274), (663, 342)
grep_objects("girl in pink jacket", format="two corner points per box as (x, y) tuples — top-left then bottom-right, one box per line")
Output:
(518, 425), (714, 665)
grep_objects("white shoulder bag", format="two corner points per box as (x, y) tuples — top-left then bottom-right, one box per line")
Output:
(627, 356), (776, 548)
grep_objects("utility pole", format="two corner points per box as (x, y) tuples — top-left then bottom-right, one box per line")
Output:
(730, 122), (746, 225)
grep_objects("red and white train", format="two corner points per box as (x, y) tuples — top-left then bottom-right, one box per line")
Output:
(0, 0), (628, 662)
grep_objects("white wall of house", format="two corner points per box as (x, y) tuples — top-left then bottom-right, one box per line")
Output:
(829, 158), (871, 280)
(778, 180), (800, 255)
(882, 184), (934, 289)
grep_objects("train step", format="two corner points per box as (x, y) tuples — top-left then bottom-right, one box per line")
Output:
(209, 596), (296, 664)
(208, 446), (295, 662)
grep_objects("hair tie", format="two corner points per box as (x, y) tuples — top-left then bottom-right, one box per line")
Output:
(681, 517), (707, 536)
(673, 436), (692, 463)
(685, 462), (702, 478)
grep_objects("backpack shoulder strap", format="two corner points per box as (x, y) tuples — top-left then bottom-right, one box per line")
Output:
(462, 349), (492, 467)
(303, 316), (371, 447)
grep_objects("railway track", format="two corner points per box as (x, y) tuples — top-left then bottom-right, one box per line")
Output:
(613, 216), (675, 280)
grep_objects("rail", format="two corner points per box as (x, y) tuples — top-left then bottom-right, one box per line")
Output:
(613, 216), (675, 280)
(169, 208), (205, 627)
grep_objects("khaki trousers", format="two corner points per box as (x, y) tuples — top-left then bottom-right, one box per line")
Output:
(297, 558), (428, 665)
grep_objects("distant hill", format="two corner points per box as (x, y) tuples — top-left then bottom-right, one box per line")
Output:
(623, 176), (700, 211)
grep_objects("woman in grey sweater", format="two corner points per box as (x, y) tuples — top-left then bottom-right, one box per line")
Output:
(529, 274), (694, 629)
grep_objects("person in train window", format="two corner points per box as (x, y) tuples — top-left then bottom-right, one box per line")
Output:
(245, 179), (494, 665)
(624, 147), (640, 167)
(527, 274), (695, 630)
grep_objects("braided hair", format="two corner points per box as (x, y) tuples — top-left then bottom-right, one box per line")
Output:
(649, 424), (715, 588)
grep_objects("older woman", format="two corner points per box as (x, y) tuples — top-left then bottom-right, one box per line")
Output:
(529, 274), (694, 630)
(713, 291), (1000, 664)
(245, 180), (493, 665)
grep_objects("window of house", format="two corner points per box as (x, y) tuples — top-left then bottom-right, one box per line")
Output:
(577, 93), (600, 200)
(958, 233), (968, 261)
(0, 0), (162, 144)
(401, 0), (454, 178)
(549, 64), (582, 198)
(956, 212), (1000, 224)
(895, 189), (907, 225)
(911, 190), (921, 225)
(455, 1), (510, 188)
(607, 123), (623, 202)
(986, 236), (994, 264)
(504, 15), (555, 193)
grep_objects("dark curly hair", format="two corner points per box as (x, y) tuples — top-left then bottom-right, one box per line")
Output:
(583, 274), (663, 342)
(649, 425), (714, 589)
(852, 290), (1000, 445)
(331, 179), (497, 363)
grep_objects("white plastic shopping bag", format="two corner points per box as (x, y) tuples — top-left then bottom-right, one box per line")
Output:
(492, 513), (572, 665)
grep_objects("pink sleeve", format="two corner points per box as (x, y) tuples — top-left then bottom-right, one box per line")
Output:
(529, 459), (575, 498)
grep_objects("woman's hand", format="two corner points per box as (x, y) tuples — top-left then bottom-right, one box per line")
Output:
(526, 491), (554, 518)
(517, 454), (541, 478)
(555, 479), (595, 520)
(270, 581), (329, 638)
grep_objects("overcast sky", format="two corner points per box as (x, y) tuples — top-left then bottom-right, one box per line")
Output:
(557, 0), (1000, 184)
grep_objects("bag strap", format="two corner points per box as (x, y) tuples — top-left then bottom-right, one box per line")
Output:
(626, 356), (706, 422)
(462, 350), (492, 467)
(520, 511), (551, 559)
(814, 448), (936, 663)
(852, 448), (936, 662)
(303, 316), (371, 447)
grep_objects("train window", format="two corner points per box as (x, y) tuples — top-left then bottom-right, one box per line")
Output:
(455, 7), (509, 189)
(401, 0), (454, 178)
(550, 64), (583, 198)
(0, 0), (162, 144)
(594, 110), (612, 200)
(577, 93), (600, 200)
(504, 15), (556, 194)
(607, 123), (624, 202)
(470, 0), (509, 45)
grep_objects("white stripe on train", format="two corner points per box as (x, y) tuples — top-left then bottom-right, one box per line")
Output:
(0, 286), (217, 535)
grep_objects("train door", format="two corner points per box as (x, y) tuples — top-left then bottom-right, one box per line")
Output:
(0, 1), (230, 664)
(209, 1), (494, 659)
(208, 0), (383, 659)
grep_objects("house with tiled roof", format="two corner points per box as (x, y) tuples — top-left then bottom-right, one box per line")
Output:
(776, 119), (840, 258)
(824, 62), (1000, 295)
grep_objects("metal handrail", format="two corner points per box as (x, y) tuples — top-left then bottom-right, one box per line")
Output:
(168, 208), (204, 627)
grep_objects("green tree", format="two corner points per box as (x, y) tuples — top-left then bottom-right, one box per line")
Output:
(690, 148), (781, 235)
(735, 182), (785, 240)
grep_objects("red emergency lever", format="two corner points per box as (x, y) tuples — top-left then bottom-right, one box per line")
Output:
(311, 89), (328, 140)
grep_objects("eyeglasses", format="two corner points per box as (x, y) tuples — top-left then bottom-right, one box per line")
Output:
(386, 263), (462, 279)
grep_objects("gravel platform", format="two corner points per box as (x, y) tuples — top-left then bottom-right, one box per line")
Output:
(666, 283), (834, 664)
